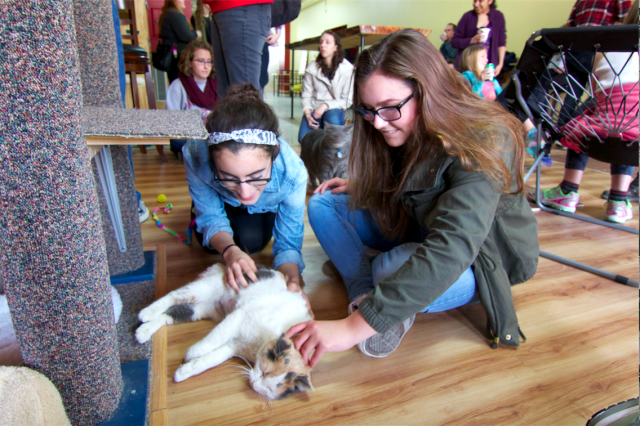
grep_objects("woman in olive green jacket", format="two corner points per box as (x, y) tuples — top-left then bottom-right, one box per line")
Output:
(287, 29), (539, 367)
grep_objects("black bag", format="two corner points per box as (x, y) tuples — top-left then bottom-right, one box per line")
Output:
(152, 43), (175, 72)
(270, 0), (301, 27)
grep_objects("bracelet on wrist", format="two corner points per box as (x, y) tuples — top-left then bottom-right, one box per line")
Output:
(221, 243), (237, 259)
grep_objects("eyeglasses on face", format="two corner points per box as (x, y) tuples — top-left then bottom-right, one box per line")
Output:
(214, 166), (272, 189)
(193, 59), (213, 66)
(355, 93), (414, 122)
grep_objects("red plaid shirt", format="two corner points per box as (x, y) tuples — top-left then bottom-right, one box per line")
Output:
(567, 0), (631, 27)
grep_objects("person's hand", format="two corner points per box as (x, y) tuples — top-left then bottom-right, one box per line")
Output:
(196, 30), (202, 38)
(314, 177), (349, 195)
(287, 281), (314, 319)
(481, 67), (492, 81)
(305, 112), (320, 129)
(286, 319), (359, 367)
(470, 32), (482, 44)
(312, 103), (328, 119)
(223, 246), (258, 292)
(494, 64), (503, 77)
(266, 33), (279, 45)
(552, 66), (565, 74)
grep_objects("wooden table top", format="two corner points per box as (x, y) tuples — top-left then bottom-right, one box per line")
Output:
(285, 25), (432, 51)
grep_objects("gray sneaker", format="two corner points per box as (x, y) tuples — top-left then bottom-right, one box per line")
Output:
(585, 397), (639, 426)
(348, 301), (415, 358)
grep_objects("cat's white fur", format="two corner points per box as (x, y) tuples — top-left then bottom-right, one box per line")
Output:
(136, 264), (312, 386)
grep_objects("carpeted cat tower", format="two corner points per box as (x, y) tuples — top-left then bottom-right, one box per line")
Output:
(0, 1), (123, 424)
(0, 1), (206, 424)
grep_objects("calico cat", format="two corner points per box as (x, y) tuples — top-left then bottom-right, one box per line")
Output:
(135, 264), (314, 400)
(300, 122), (353, 190)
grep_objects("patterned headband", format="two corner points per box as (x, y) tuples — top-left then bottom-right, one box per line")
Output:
(207, 129), (278, 146)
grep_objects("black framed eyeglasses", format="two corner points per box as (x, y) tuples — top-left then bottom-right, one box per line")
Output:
(355, 93), (414, 122)
(193, 59), (214, 66)
(214, 165), (273, 189)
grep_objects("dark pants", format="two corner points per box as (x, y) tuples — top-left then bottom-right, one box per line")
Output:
(497, 69), (568, 124)
(168, 55), (180, 83)
(210, 4), (271, 98)
(558, 52), (594, 127)
(565, 148), (635, 176)
(260, 42), (270, 89)
(192, 202), (276, 254)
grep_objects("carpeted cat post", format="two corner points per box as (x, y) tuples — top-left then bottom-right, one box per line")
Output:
(0, 1), (123, 424)
(75, 0), (145, 276)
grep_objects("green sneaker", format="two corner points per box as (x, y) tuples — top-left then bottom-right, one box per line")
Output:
(605, 199), (633, 223)
(527, 186), (580, 213)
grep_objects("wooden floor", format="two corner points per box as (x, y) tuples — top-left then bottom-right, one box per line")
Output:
(134, 147), (639, 425)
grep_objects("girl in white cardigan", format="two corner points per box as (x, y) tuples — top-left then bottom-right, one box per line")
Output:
(298, 30), (354, 142)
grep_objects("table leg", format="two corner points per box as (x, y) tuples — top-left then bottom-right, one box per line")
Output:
(361, 35), (365, 52)
(130, 71), (139, 108)
(94, 146), (127, 252)
(290, 50), (295, 119)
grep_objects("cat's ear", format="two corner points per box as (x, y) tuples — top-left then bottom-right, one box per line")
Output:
(294, 374), (314, 392)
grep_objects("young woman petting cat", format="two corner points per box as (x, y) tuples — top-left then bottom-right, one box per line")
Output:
(287, 29), (539, 366)
(183, 84), (309, 303)
(298, 30), (354, 142)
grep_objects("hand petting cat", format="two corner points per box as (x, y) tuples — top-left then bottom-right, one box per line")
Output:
(314, 177), (349, 195)
(286, 310), (377, 367)
(222, 245), (258, 292)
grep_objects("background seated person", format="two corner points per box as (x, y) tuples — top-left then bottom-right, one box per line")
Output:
(459, 45), (501, 101)
(439, 23), (458, 65)
(298, 30), (354, 142)
(166, 39), (218, 156)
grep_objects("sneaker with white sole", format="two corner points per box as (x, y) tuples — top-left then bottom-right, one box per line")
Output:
(586, 397), (639, 426)
(138, 200), (149, 223)
(348, 301), (415, 358)
(605, 199), (633, 223)
(527, 186), (580, 213)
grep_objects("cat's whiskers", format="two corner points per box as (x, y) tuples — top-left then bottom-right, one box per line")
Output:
(258, 393), (274, 415)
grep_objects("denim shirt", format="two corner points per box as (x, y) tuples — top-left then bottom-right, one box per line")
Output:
(183, 138), (307, 272)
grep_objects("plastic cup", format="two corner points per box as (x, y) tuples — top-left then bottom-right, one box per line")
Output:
(478, 27), (491, 43)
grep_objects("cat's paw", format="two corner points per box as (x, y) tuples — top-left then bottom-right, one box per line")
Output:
(174, 362), (194, 382)
(184, 343), (209, 361)
(135, 322), (157, 344)
(138, 304), (164, 323)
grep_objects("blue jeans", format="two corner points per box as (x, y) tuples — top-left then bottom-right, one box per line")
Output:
(211, 4), (271, 98)
(308, 191), (478, 312)
(298, 108), (345, 142)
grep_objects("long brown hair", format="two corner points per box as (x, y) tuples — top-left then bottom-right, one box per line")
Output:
(159, 0), (183, 29)
(315, 30), (345, 80)
(623, 0), (638, 24)
(349, 29), (525, 238)
(459, 44), (486, 79)
(177, 39), (215, 77)
(193, 0), (209, 42)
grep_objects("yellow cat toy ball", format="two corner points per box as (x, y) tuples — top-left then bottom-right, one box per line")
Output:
(157, 194), (167, 203)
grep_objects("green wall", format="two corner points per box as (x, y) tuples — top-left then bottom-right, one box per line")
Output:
(290, 0), (575, 69)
